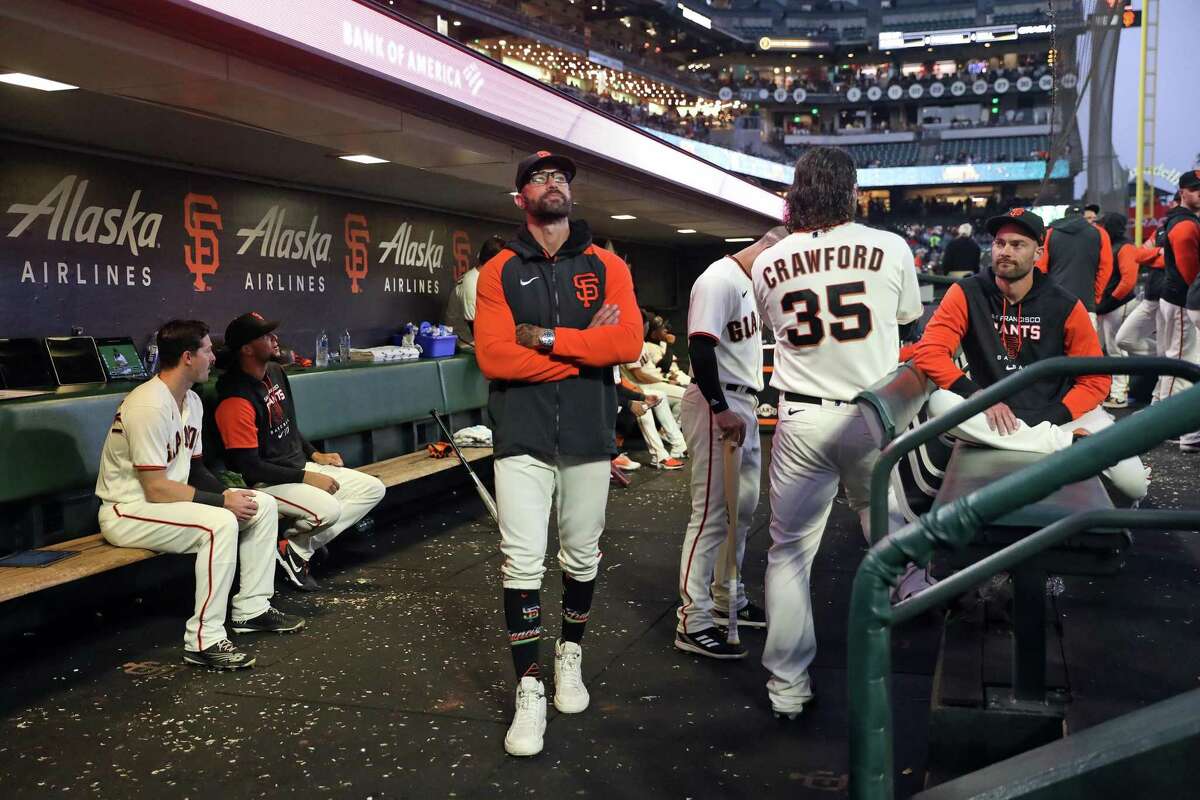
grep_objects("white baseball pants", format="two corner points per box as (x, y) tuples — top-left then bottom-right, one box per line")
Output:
(1098, 302), (1137, 402)
(926, 390), (1149, 499)
(761, 398), (905, 709)
(495, 454), (610, 590)
(676, 384), (761, 634)
(1155, 301), (1198, 404)
(261, 464), (386, 560)
(639, 381), (686, 422)
(1115, 298), (1159, 357)
(636, 396), (686, 463)
(99, 492), (278, 652)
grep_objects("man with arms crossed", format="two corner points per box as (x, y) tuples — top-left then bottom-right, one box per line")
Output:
(753, 147), (923, 718)
(97, 320), (302, 671)
(675, 227), (784, 660)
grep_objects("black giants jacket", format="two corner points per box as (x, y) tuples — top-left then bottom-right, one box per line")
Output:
(214, 362), (315, 485)
(1036, 215), (1113, 312)
(474, 220), (643, 459)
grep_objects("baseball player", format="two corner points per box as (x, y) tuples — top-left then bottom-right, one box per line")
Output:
(214, 312), (387, 591)
(675, 226), (785, 660)
(474, 151), (643, 757)
(752, 146), (923, 718)
(96, 320), (302, 671)
(1114, 194), (1176, 401)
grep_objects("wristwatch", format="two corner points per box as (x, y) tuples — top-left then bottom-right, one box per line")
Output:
(538, 328), (556, 351)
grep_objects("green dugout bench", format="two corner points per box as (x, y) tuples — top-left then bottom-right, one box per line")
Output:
(0, 355), (491, 605)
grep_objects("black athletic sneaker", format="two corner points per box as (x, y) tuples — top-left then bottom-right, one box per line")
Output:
(183, 639), (255, 670)
(231, 606), (306, 634)
(276, 540), (321, 592)
(674, 627), (747, 659)
(712, 602), (768, 629)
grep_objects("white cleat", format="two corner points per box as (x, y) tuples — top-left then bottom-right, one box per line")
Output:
(504, 677), (547, 757)
(553, 639), (590, 714)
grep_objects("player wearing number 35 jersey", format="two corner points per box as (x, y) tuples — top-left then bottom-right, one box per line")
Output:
(751, 147), (922, 717)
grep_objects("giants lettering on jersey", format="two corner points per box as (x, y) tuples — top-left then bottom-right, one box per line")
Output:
(727, 310), (759, 342)
(263, 379), (292, 440)
(166, 425), (199, 462)
(993, 313), (1042, 340)
(761, 245), (884, 288)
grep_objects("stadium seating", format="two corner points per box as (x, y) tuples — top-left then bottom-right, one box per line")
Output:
(938, 135), (1050, 163)
(790, 140), (920, 168)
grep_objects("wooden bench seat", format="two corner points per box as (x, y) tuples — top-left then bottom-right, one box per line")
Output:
(0, 447), (493, 604)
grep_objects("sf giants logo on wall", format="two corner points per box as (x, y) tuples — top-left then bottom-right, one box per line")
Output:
(183, 193), (222, 292)
(451, 230), (473, 281)
(344, 213), (370, 293)
(573, 272), (600, 308)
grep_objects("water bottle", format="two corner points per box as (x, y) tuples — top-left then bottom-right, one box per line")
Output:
(315, 330), (329, 368)
(339, 329), (351, 363)
(145, 335), (159, 375)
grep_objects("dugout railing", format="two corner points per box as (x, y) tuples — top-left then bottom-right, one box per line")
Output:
(848, 357), (1200, 799)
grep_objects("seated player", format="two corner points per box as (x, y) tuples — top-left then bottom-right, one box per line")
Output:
(214, 313), (386, 591)
(913, 209), (1149, 502)
(96, 320), (302, 671)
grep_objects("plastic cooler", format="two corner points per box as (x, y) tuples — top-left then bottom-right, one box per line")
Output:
(414, 333), (457, 358)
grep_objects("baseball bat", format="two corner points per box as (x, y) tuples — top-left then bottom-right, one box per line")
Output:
(430, 409), (499, 525)
(721, 438), (741, 647)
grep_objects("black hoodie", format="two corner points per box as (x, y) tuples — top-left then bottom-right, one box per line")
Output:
(1037, 215), (1111, 312)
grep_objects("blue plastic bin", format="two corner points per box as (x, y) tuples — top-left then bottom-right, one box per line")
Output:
(415, 333), (457, 358)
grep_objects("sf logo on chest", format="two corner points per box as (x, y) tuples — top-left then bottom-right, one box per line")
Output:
(166, 425), (199, 462)
(727, 311), (759, 342)
(573, 272), (600, 308)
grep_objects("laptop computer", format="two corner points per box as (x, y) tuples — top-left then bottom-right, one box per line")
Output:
(45, 336), (107, 388)
(0, 337), (56, 398)
(95, 336), (150, 382)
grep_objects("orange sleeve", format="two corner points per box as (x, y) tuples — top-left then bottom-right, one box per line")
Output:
(1113, 246), (1140, 300)
(912, 283), (976, 394)
(1060, 302), (1110, 419)
(1035, 227), (1051, 273)
(1093, 225), (1113, 305)
(551, 247), (645, 367)
(1168, 221), (1200, 286)
(214, 397), (260, 450)
(898, 342), (919, 363)
(473, 251), (580, 383)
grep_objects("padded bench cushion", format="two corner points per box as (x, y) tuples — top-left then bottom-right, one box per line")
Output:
(290, 360), (445, 441)
(934, 443), (1115, 530)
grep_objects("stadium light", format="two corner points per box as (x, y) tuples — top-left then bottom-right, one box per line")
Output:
(339, 154), (389, 164)
(0, 72), (78, 91)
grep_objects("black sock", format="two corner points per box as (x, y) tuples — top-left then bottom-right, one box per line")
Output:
(503, 588), (542, 680)
(561, 575), (596, 645)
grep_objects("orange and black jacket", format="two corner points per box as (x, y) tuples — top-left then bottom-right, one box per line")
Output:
(913, 268), (1110, 427)
(1144, 230), (1167, 301)
(1035, 216), (1113, 312)
(214, 362), (316, 485)
(1161, 206), (1200, 307)
(474, 220), (643, 459)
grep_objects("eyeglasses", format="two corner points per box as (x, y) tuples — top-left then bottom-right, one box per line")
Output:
(527, 171), (570, 186)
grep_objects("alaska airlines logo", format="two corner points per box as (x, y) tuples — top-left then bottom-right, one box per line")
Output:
(344, 213), (370, 294)
(5, 174), (163, 255)
(235, 205), (331, 268)
(183, 193), (222, 292)
(378, 222), (444, 274)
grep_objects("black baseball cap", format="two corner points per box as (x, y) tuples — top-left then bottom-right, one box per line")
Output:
(986, 207), (1046, 244)
(515, 150), (577, 190)
(1063, 203), (1084, 217)
(1084, 203), (1101, 214)
(225, 311), (279, 352)
(1180, 170), (1200, 190)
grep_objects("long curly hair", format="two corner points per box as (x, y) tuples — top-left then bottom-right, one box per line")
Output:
(784, 146), (858, 233)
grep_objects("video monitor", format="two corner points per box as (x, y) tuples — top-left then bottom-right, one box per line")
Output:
(45, 336), (106, 386)
(0, 338), (56, 389)
(95, 337), (148, 381)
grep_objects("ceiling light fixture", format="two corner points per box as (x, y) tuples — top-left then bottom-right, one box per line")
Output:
(677, 229), (697, 234)
(724, 237), (754, 242)
(611, 214), (637, 220)
(0, 72), (78, 91)
(338, 154), (389, 164)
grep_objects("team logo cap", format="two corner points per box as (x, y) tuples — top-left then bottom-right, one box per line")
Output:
(515, 150), (577, 190)
(985, 207), (1045, 244)
(224, 312), (280, 352)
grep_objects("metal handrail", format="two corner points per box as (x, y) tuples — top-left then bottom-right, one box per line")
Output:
(868, 356), (1200, 545)
(848, 381), (1200, 800)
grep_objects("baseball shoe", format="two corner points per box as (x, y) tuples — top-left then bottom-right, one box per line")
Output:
(712, 602), (767, 630)
(553, 639), (589, 714)
(653, 457), (685, 470)
(503, 677), (547, 757)
(1103, 396), (1129, 409)
(612, 453), (641, 471)
(276, 540), (321, 592)
(183, 639), (255, 671)
(674, 627), (746, 659)
(669, 448), (688, 460)
(231, 606), (306, 635)
(771, 693), (816, 720)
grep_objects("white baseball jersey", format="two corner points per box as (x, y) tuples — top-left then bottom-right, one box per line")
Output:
(96, 377), (203, 505)
(633, 340), (668, 382)
(687, 256), (764, 391)
(753, 223), (922, 401)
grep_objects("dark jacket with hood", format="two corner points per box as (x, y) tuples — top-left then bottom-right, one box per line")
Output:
(473, 220), (643, 459)
(1161, 205), (1200, 307)
(914, 268), (1110, 426)
(1096, 213), (1138, 315)
(1035, 215), (1113, 312)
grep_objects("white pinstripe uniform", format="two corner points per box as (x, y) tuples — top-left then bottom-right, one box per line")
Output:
(752, 223), (922, 710)
(677, 256), (763, 634)
(95, 377), (278, 652)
